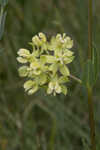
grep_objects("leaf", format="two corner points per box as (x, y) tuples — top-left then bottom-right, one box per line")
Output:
(59, 65), (70, 76)
(0, 10), (7, 40)
(0, 0), (8, 40)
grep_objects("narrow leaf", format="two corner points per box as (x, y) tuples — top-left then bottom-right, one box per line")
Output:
(0, 10), (7, 40)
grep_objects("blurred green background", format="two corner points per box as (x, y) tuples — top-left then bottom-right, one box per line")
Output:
(0, 0), (100, 149)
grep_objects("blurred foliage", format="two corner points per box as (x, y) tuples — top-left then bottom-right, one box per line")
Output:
(0, 0), (100, 150)
(0, 0), (8, 40)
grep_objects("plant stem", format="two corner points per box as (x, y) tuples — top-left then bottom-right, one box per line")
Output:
(48, 117), (56, 150)
(88, 0), (96, 149)
(88, 0), (92, 59)
(69, 74), (82, 84)
(87, 86), (96, 150)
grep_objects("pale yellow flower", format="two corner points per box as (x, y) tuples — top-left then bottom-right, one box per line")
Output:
(17, 32), (74, 95)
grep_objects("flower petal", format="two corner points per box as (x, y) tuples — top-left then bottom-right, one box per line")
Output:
(18, 66), (28, 77)
(59, 65), (70, 76)
(17, 57), (27, 63)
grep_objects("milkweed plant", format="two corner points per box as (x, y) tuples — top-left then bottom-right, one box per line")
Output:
(17, 33), (74, 96)
(17, 29), (97, 150)
(16, 0), (98, 149)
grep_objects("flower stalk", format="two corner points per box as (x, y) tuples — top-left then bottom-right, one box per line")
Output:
(88, 0), (96, 149)
(69, 74), (82, 84)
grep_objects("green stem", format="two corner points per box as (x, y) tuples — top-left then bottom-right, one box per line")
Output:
(87, 87), (96, 150)
(88, 0), (96, 149)
(48, 117), (56, 150)
(69, 74), (82, 84)
(88, 0), (92, 59)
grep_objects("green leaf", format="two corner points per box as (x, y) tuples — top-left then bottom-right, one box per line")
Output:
(0, 10), (7, 40)
(0, 0), (8, 40)
(92, 46), (98, 83)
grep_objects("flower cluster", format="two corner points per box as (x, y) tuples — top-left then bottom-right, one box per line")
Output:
(17, 33), (74, 96)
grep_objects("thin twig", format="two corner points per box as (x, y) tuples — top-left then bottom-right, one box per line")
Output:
(69, 74), (82, 84)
